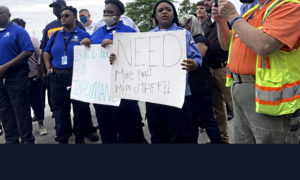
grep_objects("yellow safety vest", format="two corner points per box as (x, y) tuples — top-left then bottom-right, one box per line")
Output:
(226, 0), (300, 116)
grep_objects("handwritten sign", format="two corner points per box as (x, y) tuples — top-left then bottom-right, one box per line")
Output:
(71, 45), (121, 106)
(111, 31), (187, 108)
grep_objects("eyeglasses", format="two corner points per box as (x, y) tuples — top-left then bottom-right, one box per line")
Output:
(181, 17), (192, 29)
(61, 14), (71, 19)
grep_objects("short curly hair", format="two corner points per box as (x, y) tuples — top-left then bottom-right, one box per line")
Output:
(62, 6), (77, 18)
(105, 0), (125, 15)
(12, 18), (26, 28)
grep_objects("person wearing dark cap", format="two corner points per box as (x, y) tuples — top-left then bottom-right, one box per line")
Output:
(81, 0), (147, 144)
(40, 0), (99, 142)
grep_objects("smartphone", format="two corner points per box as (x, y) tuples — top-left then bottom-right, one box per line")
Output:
(214, 0), (218, 7)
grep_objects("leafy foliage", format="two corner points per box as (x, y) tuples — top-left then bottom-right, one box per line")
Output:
(178, 0), (197, 17)
(125, 0), (175, 32)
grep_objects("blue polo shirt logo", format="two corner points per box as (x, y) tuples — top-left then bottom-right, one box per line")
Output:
(4, 32), (10, 37)
(72, 35), (79, 42)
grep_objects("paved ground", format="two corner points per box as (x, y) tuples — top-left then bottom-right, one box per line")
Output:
(0, 102), (233, 144)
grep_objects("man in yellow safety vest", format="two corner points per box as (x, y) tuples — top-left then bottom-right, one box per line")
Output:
(211, 0), (300, 143)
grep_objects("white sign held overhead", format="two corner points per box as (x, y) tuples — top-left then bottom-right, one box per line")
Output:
(111, 30), (187, 108)
(71, 45), (121, 106)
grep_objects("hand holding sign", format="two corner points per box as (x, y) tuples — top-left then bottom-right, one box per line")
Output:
(80, 38), (91, 47)
(181, 59), (199, 72)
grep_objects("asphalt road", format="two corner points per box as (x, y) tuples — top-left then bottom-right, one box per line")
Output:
(0, 102), (233, 144)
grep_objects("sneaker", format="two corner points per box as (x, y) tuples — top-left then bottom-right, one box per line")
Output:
(38, 125), (48, 136)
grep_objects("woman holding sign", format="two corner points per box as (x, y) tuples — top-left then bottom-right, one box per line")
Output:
(110, 0), (202, 143)
(147, 0), (203, 143)
(43, 6), (91, 144)
(81, 0), (147, 144)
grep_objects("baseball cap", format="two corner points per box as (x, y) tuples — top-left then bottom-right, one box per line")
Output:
(49, 0), (66, 8)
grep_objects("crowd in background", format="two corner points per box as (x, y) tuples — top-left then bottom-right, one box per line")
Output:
(0, 0), (299, 144)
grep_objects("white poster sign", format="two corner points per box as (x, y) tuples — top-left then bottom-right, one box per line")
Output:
(111, 31), (187, 108)
(71, 45), (121, 106)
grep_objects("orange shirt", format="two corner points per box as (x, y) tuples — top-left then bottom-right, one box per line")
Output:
(228, 0), (300, 75)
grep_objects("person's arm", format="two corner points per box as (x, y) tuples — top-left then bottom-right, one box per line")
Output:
(217, 0), (284, 57)
(43, 32), (56, 75)
(0, 51), (33, 75)
(80, 32), (92, 47)
(196, 42), (208, 58)
(43, 52), (52, 75)
(39, 28), (49, 82)
(0, 28), (35, 75)
(101, 39), (113, 48)
(211, 7), (231, 50)
(182, 31), (202, 72)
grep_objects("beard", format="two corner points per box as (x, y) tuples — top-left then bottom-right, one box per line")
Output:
(240, 0), (255, 3)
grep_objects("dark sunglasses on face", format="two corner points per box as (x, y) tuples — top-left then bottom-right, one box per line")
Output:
(61, 14), (71, 18)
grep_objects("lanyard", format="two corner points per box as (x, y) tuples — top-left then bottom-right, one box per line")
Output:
(63, 32), (75, 55)
(246, 0), (272, 22)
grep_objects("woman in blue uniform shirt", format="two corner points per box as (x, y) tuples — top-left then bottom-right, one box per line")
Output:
(44, 6), (91, 144)
(110, 0), (202, 143)
(81, 0), (146, 144)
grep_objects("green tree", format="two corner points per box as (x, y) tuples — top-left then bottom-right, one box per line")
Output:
(125, 0), (174, 32)
(178, 0), (197, 17)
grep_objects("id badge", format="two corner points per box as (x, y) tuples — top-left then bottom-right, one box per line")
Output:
(61, 56), (68, 65)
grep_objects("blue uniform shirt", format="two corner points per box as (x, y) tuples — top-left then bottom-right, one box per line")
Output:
(90, 21), (136, 44)
(150, 23), (203, 96)
(0, 22), (34, 65)
(40, 20), (86, 50)
(240, 0), (258, 15)
(44, 26), (90, 69)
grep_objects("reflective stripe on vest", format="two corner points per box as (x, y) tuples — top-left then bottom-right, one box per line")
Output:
(255, 0), (300, 115)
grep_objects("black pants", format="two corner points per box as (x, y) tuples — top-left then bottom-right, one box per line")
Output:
(146, 96), (198, 144)
(73, 101), (97, 136)
(80, 103), (97, 136)
(29, 77), (44, 121)
(0, 64), (35, 144)
(94, 100), (146, 144)
(191, 90), (222, 143)
(42, 77), (53, 111)
(44, 73), (95, 135)
(50, 69), (87, 143)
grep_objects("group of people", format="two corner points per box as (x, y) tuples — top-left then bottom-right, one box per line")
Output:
(0, 0), (299, 144)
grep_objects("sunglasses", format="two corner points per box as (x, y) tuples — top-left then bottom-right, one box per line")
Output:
(180, 17), (192, 28)
(61, 14), (71, 19)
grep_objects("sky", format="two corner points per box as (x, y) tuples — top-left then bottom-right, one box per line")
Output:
(2, 0), (241, 40)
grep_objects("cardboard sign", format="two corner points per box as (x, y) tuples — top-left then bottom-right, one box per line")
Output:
(71, 45), (121, 106)
(111, 31), (187, 108)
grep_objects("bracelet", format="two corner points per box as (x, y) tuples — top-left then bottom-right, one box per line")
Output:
(229, 16), (242, 27)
